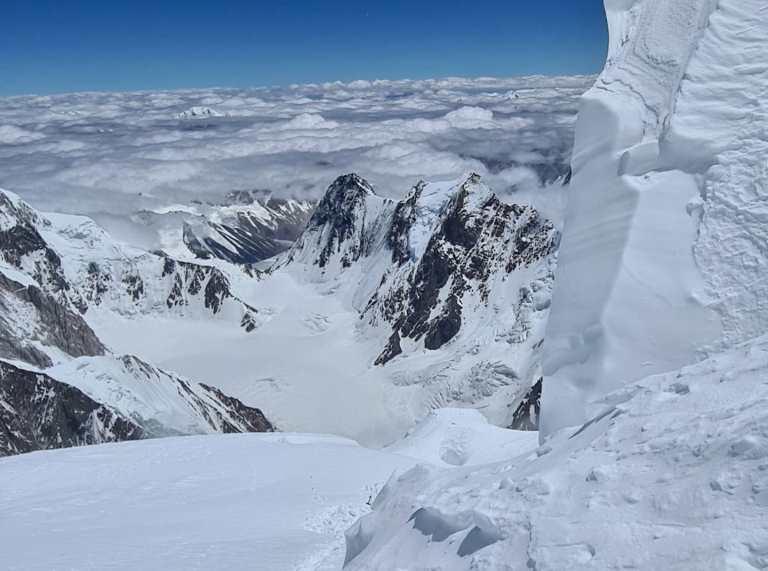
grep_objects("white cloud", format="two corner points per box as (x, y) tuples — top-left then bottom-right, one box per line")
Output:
(0, 75), (593, 217)
(0, 125), (45, 144)
(444, 106), (495, 128)
(280, 113), (339, 130)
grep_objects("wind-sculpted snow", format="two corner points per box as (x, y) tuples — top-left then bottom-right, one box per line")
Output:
(345, 335), (768, 570)
(0, 411), (536, 569)
(542, 0), (768, 434)
(0, 77), (589, 227)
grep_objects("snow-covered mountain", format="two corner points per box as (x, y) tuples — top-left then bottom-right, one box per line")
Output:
(0, 188), (260, 343)
(0, 168), (558, 452)
(345, 1), (768, 568)
(284, 173), (556, 365)
(0, 188), (275, 455)
(121, 191), (315, 264)
(176, 106), (227, 120)
(49, 355), (274, 437)
(0, 360), (144, 456)
(267, 172), (557, 438)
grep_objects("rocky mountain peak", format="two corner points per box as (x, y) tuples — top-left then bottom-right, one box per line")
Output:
(368, 174), (558, 368)
(0, 189), (40, 230)
(286, 173), (387, 270)
(308, 174), (376, 232)
(0, 189), (72, 299)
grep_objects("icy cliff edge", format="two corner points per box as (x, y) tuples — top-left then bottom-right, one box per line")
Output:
(542, 0), (768, 435)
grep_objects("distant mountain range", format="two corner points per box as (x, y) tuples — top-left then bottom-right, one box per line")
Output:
(0, 172), (559, 455)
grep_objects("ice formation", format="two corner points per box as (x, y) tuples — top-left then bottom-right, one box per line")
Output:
(542, 0), (768, 435)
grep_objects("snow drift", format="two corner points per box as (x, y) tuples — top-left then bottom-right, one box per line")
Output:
(542, 0), (768, 435)
(344, 333), (768, 570)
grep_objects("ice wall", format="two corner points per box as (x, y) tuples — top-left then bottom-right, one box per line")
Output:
(542, 0), (768, 436)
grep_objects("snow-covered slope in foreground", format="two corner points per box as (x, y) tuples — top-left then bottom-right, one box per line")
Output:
(345, 334), (768, 570)
(0, 412), (537, 571)
(543, 0), (768, 434)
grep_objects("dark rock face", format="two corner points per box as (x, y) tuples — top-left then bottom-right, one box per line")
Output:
(387, 182), (424, 266)
(509, 378), (542, 431)
(0, 361), (144, 457)
(0, 192), (70, 296)
(198, 383), (275, 433)
(375, 331), (403, 366)
(0, 272), (106, 367)
(159, 256), (257, 318)
(295, 174), (379, 269)
(370, 176), (558, 364)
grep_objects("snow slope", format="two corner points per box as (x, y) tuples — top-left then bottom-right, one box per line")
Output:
(48, 355), (274, 437)
(542, 0), (768, 434)
(386, 408), (538, 467)
(345, 334), (768, 570)
(0, 411), (537, 570)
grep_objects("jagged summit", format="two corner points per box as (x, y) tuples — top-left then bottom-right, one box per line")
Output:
(284, 173), (389, 270)
(369, 174), (557, 365)
(322, 173), (377, 200)
(277, 173), (557, 430)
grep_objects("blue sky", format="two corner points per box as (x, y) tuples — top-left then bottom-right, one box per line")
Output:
(1, 0), (607, 96)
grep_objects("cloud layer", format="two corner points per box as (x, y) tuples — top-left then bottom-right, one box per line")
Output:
(0, 76), (592, 217)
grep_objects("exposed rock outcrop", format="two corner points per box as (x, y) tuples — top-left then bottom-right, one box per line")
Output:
(0, 361), (143, 457)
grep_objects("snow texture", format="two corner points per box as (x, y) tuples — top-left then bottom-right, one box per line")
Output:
(345, 334), (768, 570)
(0, 410), (535, 570)
(542, 0), (768, 435)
